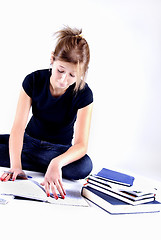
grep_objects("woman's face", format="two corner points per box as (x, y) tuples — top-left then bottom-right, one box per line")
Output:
(51, 60), (77, 91)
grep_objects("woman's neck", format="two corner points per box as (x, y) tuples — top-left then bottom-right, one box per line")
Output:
(49, 78), (67, 97)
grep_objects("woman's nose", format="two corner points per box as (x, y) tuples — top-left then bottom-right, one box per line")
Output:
(60, 73), (67, 83)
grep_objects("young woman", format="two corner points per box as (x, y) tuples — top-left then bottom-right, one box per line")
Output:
(0, 26), (93, 200)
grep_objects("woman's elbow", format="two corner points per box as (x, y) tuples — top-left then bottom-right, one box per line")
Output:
(79, 143), (88, 157)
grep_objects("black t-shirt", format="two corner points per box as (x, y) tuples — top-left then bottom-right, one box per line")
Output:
(22, 69), (93, 145)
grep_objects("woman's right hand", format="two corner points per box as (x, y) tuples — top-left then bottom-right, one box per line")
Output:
(0, 168), (27, 181)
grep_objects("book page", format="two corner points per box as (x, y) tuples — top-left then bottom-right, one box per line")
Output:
(0, 178), (88, 207)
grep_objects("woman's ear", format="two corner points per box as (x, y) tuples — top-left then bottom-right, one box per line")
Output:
(50, 51), (54, 64)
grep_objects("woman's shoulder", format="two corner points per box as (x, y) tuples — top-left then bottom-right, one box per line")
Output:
(22, 69), (50, 97)
(78, 82), (93, 97)
(26, 69), (50, 79)
(74, 82), (93, 109)
(23, 69), (50, 87)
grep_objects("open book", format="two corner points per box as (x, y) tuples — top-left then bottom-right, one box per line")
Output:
(0, 178), (88, 207)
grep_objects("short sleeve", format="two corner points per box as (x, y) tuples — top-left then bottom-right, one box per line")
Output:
(75, 83), (93, 109)
(22, 73), (33, 97)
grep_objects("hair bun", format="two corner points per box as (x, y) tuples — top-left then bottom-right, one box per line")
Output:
(55, 26), (83, 42)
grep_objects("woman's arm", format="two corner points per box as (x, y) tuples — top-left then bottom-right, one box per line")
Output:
(1, 88), (32, 181)
(41, 103), (93, 199)
(10, 88), (32, 168)
(56, 102), (93, 167)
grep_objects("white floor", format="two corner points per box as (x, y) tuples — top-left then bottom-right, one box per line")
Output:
(0, 167), (161, 240)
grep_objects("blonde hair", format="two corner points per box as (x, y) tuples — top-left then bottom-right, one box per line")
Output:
(52, 26), (90, 92)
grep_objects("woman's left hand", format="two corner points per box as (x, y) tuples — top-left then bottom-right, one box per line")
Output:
(41, 159), (66, 200)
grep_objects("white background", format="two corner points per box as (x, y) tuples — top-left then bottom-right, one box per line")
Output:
(0, 0), (161, 181)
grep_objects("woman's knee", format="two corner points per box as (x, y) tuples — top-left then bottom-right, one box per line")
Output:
(62, 154), (93, 180)
(0, 134), (10, 144)
(0, 134), (10, 167)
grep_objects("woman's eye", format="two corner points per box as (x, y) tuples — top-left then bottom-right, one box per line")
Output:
(70, 73), (75, 78)
(58, 69), (64, 74)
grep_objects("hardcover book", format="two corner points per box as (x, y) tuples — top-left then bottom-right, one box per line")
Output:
(95, 168), (135, 186)
(82, 186), (161, 214)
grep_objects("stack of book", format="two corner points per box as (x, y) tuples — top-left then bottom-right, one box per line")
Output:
(81, 168), (161, 214)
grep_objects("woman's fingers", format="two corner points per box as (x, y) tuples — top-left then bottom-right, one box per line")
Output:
(12, 172), (19, 181)
(54, 180), (65, 199)
(44, 181), (50, 197)
(41, 179), (65, 200)
(58, 179), (66, 196)
(0, 172), (7, 181)
(50, 181), (59, 200)
(44, 181), (58, 199)
(0, 169), (26, 181)
(0, 172), (13, 181)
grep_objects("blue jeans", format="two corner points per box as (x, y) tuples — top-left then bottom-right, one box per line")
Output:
(0, 134), (93, 180)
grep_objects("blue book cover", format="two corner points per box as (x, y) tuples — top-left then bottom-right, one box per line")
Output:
(96, 168), (135, 186)
(82, 186), (161, 214)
